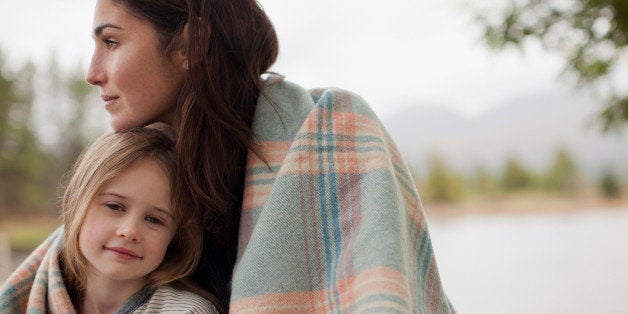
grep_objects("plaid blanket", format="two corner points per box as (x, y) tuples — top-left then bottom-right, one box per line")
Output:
(230, 75), (454, 313)
(0, 227), (75, 313)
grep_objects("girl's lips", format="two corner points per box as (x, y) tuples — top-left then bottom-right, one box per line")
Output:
(106, 246), (141, 260)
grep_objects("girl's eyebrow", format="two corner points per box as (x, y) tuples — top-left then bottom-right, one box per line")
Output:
(99, 191), (126, 199)
(93, 23), (123, 37)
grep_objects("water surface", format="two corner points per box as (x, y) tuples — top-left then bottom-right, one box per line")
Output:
(428, 208), (628, 314)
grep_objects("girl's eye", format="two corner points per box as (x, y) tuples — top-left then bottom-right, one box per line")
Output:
(146, 216), (164, 225)
(105, 203), (123, 211)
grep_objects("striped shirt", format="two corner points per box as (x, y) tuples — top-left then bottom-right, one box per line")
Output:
(118, 285), (218, 314)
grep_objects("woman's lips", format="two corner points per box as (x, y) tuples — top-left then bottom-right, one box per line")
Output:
(101, 95), (119, 111)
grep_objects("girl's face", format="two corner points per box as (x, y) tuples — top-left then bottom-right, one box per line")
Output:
(79, 159), (176, 287)
(86, 0), (187, 131)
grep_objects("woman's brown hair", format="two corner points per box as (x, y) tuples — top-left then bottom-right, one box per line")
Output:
(112, 0), (279, 308)
(112, 0), (278, 236)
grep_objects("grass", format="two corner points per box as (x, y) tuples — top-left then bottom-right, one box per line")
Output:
(0, 215), (61, 253)
(423, 187), (628, 219)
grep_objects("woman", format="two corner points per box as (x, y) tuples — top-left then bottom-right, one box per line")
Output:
(86, 0), (454, 312)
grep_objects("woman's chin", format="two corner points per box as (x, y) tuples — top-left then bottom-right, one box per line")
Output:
(109, 119), (143, 132)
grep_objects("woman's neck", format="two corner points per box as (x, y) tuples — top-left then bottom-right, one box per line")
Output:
(81, 271), (147, 313)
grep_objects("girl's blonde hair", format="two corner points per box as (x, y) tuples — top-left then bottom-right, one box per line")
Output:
(61, 126), (202, 293)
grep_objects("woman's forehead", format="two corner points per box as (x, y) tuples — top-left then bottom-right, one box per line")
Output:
(92, 0), (144, 33)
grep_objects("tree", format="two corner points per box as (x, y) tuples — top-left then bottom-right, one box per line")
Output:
(37, 54), (102, 189)
(422, 153), (465, 202)
(472, 165), (496, 195)
(0, 53), (51, 215)
(57, 63), (99, 171)
(600, 168), (621, 198)
(473, 0), (628, 130)
(500, 157), (535, 191)
(0, 49), (101, 218)
(545, 147), (580, 192)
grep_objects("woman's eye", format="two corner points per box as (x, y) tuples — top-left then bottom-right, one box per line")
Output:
(146, 216), (164, 225)
(103, 38), (118, 49)
(105, 203), (123, 211)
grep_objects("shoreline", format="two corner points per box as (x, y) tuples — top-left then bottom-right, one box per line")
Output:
(423, 191), (628, 220)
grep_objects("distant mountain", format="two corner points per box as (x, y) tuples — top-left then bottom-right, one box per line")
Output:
(382, 91), (628, 180)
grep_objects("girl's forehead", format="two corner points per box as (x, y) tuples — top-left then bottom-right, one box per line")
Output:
(98, 159), (172, 200)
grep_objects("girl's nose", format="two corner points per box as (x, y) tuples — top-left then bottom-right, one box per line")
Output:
(116, 219), (141, 242)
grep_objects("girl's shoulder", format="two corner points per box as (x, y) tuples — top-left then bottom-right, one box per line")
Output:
(133, 285), (219, 313)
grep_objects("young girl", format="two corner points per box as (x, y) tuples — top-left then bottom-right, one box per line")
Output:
(0, 126), (218, 313)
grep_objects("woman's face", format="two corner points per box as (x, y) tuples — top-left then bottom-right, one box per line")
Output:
(86, 0), (187, 131)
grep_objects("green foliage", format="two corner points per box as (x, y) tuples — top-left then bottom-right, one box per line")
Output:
(422, 153), (465, 202)
(0, 54), (52, 215)
(1, 217), (60, 252)
(474, 0), (628, 129)
(600, 95), (628, 132)
(471, 165), (496, 194)
(544, 147), (580, 192)
(0, 61), (13, 141)
(8, 223), (58, 252)
(0, 49), (101, 218)
(600, 169), (621, 198)
(500, 157), (535, 191)
(56, 63), (97, 172)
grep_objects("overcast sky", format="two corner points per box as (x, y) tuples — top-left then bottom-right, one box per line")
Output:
(0, 0), (568, 119)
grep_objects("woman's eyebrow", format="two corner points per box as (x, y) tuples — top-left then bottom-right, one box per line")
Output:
(93, 23), (123, 37)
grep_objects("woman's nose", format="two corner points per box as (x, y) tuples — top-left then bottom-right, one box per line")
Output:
(85, 54), (105, 86)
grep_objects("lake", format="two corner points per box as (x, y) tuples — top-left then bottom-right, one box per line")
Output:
(428, 208), (628, 314)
